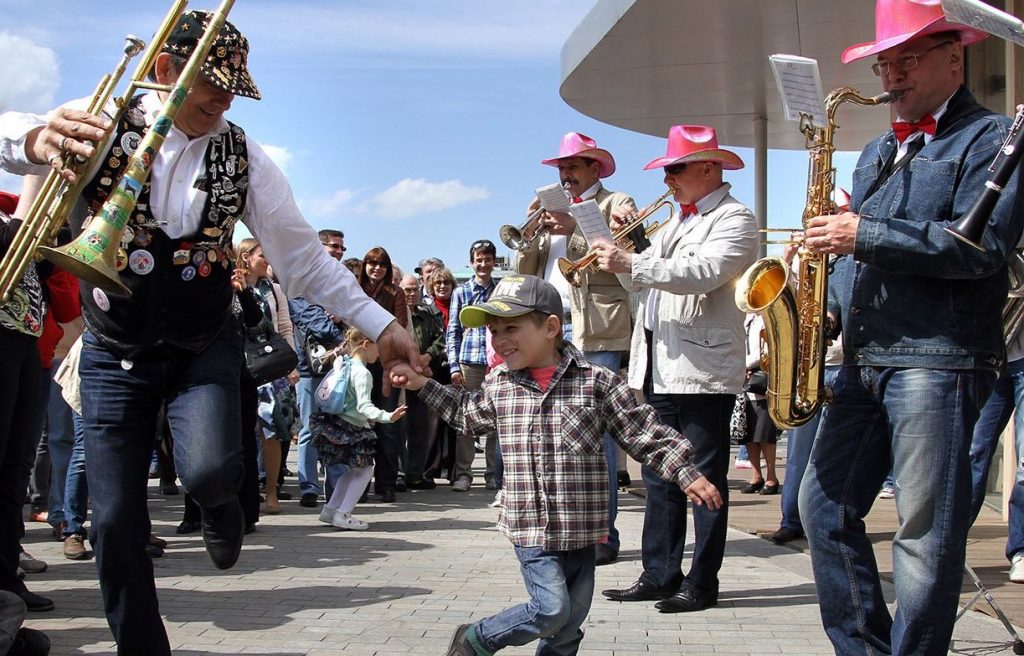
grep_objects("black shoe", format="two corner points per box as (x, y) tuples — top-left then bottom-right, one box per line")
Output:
(18, 590), (54, 612)
(446, 623), (477, 656)
(300, 493), (318, 508)
(160, 482), (179, 495)
(760, 482), (780, 496)
(381, 488), (397, 503)
(201, 498), (244, 570)
(176, 520), (202, 535)
(655, 586), (717, 613)
(275, 490), (293, 501)
(595, 544), (618, 567)
(282, 468), (294, 477)
(408, 478), (437, 490)
(484, 480), (499, 491)
(602, 579), (672, 602)
(244, 522), (256, 535)
(394, 476), (407, 492)
(766, 527), (803, 545)
(617, 471), (632, 487)
(11, 626), (50, 655)
(145, 543), (164, 559)
(740, 480), (765, 494)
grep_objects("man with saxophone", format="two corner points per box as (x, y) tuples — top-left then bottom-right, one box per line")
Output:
(8, 11), (424, 655)
(799, 1), (1024, 653)
(594, 125), (757, 613)
(515, 131), (637, 566)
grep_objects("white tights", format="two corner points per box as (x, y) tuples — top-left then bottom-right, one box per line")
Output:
(326, 465), (373, 515)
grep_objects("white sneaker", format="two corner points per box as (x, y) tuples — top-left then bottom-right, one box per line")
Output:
(878, 486), (896, 500)
(1011, 553), (1024, 584)
(489, 491), (503, 508)
(319, 506), (336, 524)
(331, 511), (369, 531)
(734, 458), (752, 470)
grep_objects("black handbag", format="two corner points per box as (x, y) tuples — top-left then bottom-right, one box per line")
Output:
(744, 369), (769, 396)
(244, 331), (298, 386)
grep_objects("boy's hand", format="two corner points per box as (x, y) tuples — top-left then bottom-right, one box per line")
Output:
(390, 405), (408, 422)
(682, 476), (722, 511)
(390, 363), (427, 391)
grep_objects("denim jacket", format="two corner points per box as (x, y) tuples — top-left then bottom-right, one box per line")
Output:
(838, 86), (1024, 371)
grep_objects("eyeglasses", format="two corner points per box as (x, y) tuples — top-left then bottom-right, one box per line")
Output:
(870, 41), (954, 77)
(322, 242), (346, 252)
(663, 162), (687, 176)
(365, 260), (386, 268)
(434, 280), (453, 287)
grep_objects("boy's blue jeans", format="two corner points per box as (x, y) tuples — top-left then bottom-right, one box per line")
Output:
(475, 545), (595, 655)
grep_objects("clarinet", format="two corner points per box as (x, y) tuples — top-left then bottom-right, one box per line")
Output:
(946, 104), (1024, 250)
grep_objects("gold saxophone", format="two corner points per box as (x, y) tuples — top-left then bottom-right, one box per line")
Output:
(734, 87), (900, 429)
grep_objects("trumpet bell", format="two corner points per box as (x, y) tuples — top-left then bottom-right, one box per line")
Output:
(499, 224), (524, 251)
(39, 243), (130, 296)
(556, 256), (581, 288)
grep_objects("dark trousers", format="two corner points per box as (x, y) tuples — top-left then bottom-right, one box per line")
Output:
(639, 392), (732, 594)
(79, 329), (244, 655)
(0, 330), (42, 596)
(369, 361), (401, 492)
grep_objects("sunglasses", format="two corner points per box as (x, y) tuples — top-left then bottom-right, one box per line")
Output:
(365, 259), (386, 268)
(663, 162), (688, 176)
(471, 240), (495, 250)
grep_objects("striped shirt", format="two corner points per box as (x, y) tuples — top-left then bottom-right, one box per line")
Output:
(445, 277), (496, 373)
(420, 344), (701, 550)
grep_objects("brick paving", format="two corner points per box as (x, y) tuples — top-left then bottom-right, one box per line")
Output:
(15, 451), (1022, 655)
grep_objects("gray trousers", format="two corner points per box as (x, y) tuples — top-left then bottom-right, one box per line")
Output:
(454, 364), (497, 483)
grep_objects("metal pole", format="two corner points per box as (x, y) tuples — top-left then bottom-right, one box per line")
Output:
(754, 114), (768, 259)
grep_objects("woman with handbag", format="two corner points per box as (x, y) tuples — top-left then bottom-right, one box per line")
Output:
(238, 239), (299, 514)
(741, 312), (781, 495)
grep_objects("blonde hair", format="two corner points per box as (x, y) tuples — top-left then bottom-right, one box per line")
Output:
(428, 267), (456, 290)
(235, 237), (261, 272)
(344, 326), (373, 352)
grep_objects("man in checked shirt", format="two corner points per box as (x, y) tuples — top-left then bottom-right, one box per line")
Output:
(391, 274), (721, 656)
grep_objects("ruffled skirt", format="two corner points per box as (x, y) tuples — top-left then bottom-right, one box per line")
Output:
(309, 412), (377, 468)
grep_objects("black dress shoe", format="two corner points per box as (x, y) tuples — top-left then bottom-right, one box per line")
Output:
(740, 480), (765, 494)
(766, 527), (803, 544)
(275, 490), (293, 501)
(18, 589), (54, 612)
(760, 483), (780, 496)
(617, 471), (632, 487)
(381, 488), (397, 503)
(12, 626), (50, 655)
(408, 478), (437, 490)
(299, 493), (319, 508)
(655, 586), (717, 613)
(602, 579), (672, 602)
(394, 476), (407, 492)
(176, 520), (202, 535)
(201, 498), (244, 570)
(160, 482), (179, 495)
(244, 522), (256, 535)
(595, 544), (618, 567)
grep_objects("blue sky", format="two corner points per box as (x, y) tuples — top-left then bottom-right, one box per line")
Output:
(0, 0), (861, 275)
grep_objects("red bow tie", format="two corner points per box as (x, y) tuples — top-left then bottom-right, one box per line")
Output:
(680, 203), (698, 217)
(892, 114), (936, 143)
(572, 196), (583, 203)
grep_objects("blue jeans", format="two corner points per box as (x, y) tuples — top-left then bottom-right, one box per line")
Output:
(778, 365), (840, 535)
(63, 412), (89, 537)
(967, 357), (1024, 559)
(46, 360), (76, 529)
(581, 350), (624, 553)
(640, 392), (732, 594)
(79, 329), (245, 655)
(476, 545), (595, 655)
(295, 376), (343, 498)
(799, 365), (993, 656)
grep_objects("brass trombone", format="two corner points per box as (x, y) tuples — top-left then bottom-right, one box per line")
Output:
(0, 0), (235, 303)
(556, 187), (676, 288)
(499, 182), (571, 251)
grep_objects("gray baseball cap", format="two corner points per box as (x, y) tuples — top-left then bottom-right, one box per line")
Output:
(459, 274), (563, 328)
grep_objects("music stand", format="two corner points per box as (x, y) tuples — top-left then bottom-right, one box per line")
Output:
(956, 561), (1024, 654)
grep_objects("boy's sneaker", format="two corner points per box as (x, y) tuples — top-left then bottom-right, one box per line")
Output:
(878, 486), (896, 500)
(1011, 553), (1024, 584)
(734, 458), (752, 470)
(318, 506), (336, 524)
(489, 491), (503, 508)
(452, 476), (471, 492)
(447, 624), (477, 656)
(331, 511), (368, 531)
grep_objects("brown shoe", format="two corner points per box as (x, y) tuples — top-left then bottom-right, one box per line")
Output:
(63, 534), (90, 560)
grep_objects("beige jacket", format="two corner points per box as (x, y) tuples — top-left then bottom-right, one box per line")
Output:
(625, 184), (758, 394)
(515, 185), (637, 352)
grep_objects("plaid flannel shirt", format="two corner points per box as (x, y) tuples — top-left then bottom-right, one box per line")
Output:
(420, 344), (701, 551)
(445, 277), (496, 374)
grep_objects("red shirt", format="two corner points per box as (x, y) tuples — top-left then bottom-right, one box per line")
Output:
(528, 365), (558, 392)
(37, 270), (81, 367)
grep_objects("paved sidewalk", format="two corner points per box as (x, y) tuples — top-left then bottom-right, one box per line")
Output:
(17, 465), (1022, 655)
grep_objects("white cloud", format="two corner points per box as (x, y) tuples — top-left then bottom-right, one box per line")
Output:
(306, 189), (357, 219)
(259, 143), (293, 174)
(364, 178), (489, 220)
(0, 32), (59, 113)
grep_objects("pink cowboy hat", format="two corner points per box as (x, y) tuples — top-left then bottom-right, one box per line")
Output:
(643, 125), (744, 171)
(541, 132), (616, 178)
(842, 0), (988, 64)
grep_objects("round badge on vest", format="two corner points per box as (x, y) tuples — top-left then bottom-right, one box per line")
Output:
(121, 131), (141, 156)
(133, 229), (151, 247)
(120, 226), (134, 246)
(129, 249), (155, 276)
(115, 248), (128, 272)
(208, 249), (218, 263)
(93, 287), (111, 312)
(181, 265), (196, 281)
(192, 250), (206, 266)
(198, 262), (212, 278)
(120, 359), (134, 371)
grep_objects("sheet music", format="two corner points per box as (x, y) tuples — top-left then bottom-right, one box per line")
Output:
(941, 0), (1024, 46)
(535, 182), (572, 213)
(769, 54), (826, 125)
(570, 200), (613, 246)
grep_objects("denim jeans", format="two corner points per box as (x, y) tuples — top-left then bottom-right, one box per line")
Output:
(640, 392), (732, 594)
(967, 357), (1024, 559)
(295, 376), (343, 498)
(778, 365), (840, 535)
(582, 350), (624, 553)
(63, 412), (89, 537)
(799, 365), (993, 656)
(46, 360), (76, 530)
(476, 545), (595, 655)
(79, 329), (245, 655)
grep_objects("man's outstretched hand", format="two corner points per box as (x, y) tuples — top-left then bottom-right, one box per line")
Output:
(377, 320), (429, 394)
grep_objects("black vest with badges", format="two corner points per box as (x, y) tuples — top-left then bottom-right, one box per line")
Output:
(79, 95), (248, 358)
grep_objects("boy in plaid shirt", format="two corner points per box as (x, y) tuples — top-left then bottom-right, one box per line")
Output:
(392, 274), (720, 656)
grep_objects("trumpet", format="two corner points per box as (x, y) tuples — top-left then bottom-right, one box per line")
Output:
(499, 182), (571, 251)
(556, 187), (676, 288)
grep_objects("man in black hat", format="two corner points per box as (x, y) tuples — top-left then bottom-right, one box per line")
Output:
(11, 10), (423, 655)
